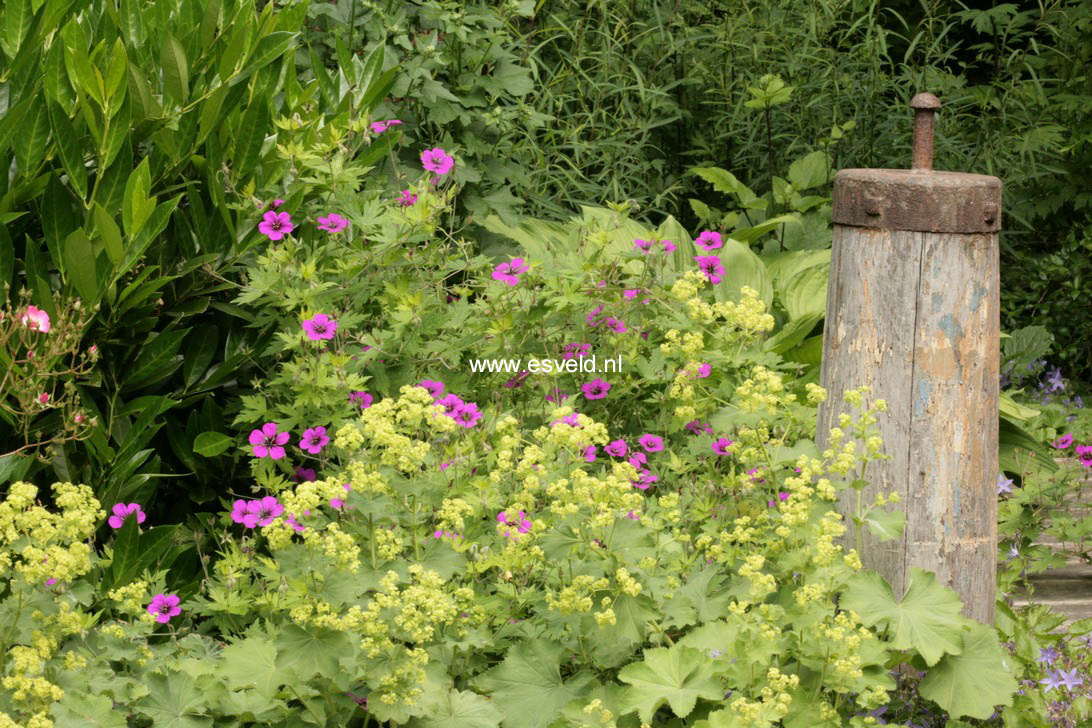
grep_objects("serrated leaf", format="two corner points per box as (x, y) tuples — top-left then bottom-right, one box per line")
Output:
(617, 645), (724, 724)
(918, 623), (1018, 719)
(841, 568), (966, 666)
(273, 623), (355, 684)
(51, 691), (128, 728)
(135, 671), (212, 728)
(192, 431), (232, 457)
(471, 641), (595, 728)
(410, 689), (503, 728)
(220, 634), (287, 698)
(161, 33), (190, 103)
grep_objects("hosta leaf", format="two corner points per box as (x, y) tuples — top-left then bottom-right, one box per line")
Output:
(617, 644), (724, 724)
(471, 641), (595, 728)
(841, 567), (966, 666)
(919, 623), (1018, 719)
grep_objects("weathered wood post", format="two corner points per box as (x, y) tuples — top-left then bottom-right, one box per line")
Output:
(816, 93), (1001, 624)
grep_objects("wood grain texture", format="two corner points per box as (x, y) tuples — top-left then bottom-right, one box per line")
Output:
(817, 225), (1000, 624)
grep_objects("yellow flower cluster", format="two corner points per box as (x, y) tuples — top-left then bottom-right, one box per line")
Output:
(614, 567), (643, 597)
(816, 610), (873, 691)
(582, 698), (616, 726)
(0, 711), (52, 728)
(0, 482), (102, 583)
(438, 498), (475, 533)
(106, 579), (150, 618)
(546, 574), (609, 615)
(739, 553), (777, 600)
(734, 366), (795, 415)
(374, 526), (404, 561)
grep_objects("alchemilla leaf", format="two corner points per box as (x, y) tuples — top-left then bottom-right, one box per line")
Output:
(919, 623), (1018, 719)
(617, 644), (725, 724)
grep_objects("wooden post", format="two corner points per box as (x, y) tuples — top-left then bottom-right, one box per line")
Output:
(816, 93), (1002, 624)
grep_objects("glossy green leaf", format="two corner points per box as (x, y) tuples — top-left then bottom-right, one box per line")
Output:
(218, 21), (250, 80)
(123, 156), (151, 238)
(232, 99), (268, 183)
(244, 30), (297, 75)
(0, 224), (12, 298)
(182, 324), (219, 388)
(100, 94), (131, 169)
(61, 20), (103, 107)
(43, 39), (76, 109)
(3, 0), (33, 60)
(13, 100), (49, 175)
(192, 431), (232, 457)
(104, 38), (128, 111)
(92, 203), (123, 266)
(0, 97), (32, 158)
(62, 229), (99, 304)
(161, 33), (189, 103)
(781, 263), (829, 319)
(47, 102), (88, 200)
(198, 0), (221, 50)
(117, 0), (145, 48)
(124, 328), (191, 392)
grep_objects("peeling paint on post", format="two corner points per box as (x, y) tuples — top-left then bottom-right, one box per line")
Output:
(817, 93), (1002, 624)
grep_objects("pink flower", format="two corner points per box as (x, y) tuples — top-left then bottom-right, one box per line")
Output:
(582, 445), (597, 462)
(349, 391), (374, 409)
(626, 510), (639, 520)
(370, 119), (403, 133)
(696, 363), (711, 378)
(546, 388), (569, 404)
(147, 593), (181, 624)
(316, 213), (349, 233)
(686, 420), (713, 435)
(437, 394), (465, 417)
(45, 578), (58, 586)
(768, 492), (790, 507)
(1077, 445), (1092, 468)
(231, 496), (284, 527)
(74, 413), (86, 424)
(453, 403), (483, 428)
(418, 380), (445, 398)
(711, 437), (734, 456)
(397, 189), (418, 207)
(258, 210), (294, 241)
(285, 513), (307, 533)
(108, 502), (146, 529)
(660, 240), (676, 253)
(586, 306), (605, 327)
(604, 318), (627, 333)
(302, 313), (338, 341)
(562, 343), (590, 360)
(300, 426), (330, 454)
(271, 199), (285, 207)
(747, 467), (765, 483)
(330, 483), (352, 510)
(628, 452), (647, 469)
(440, 460), (454, 471)
(623, 289), (641, 300)
(1054, 434), (1074, 449)
(605, 439), (627, 457)
(582, 379), (611, 399)
(291, 467), (317, 484)
(694, 231), (723, 251)
(20, 305), (50, 333)
(498, 509), (533, 536)
(249, 423), (291, 459)
(638, 434), (664, 453)
(552, 413), (580, 427)
(633, 238), (653, 254)
(694, 255), (725, 284)
(420, 147), (454, 175)
(504, 371), (531, 389)
(37, 392), (49, 404)
(492, 258), (526, 286)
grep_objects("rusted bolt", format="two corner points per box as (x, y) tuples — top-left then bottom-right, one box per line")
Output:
(983, 202), (998, 225)
(863, 189), (882, 216)
(910, 92), (941, 171)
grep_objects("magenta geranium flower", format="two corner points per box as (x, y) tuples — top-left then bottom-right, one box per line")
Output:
(303, 313), (338, 341)
(694, 363), (711, 378)
(604, 318), (627, 333)
(582, 445), (597, 462)
(695, 231), (723, 251)
(552, 412), (580, 427)
(147, 593), (181, 624)
(546, 388), (569, 404)
(437, 394), (465, 417)
(562, 343), (590, 360)
(712, 437), (734, 456)
(20, 305), (50, 333)
(108, 502), (146, 529)
(421, 147), (454, 175)
(291, 467), (317, 484)
(638, 434), (664, 453)
(419, 380), (445, 398)
(249, 423), (291, 459)
(1054, 433), (1074, 449)
(37, 392), (49, 404)
(694, 255), (725, 284)
(768, 492), (791, 507)
(582, 379), (611, 399)
(498, 509), (533, 536)
(492, 262), (520, 286)
(605, 439), (627, 457)
(633, 238), (653, 254)
(660, 240), (676, 253)
(316, 213), (348, 233)
(370, 119), (403, 133)
(586, 306), (605, 327)
(397, 189), (418, 207)
(628, 452), (647, 469)
(349, 391), (374, 409)
(234, 496), (284, 527)
(623, 289), (641, 300)
(504, 371), (531, 389)
(686, 420), (713, 435)
(300, 426), (330, 454)
(285, 513), (307, 533)
(454, 403), (483, 428)
(258, 210), (294, 241)
(1077, 445), (1092, 468)
(330, 483), (352, 510)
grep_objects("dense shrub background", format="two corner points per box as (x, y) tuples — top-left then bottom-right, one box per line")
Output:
(300, 0), (1092, 383)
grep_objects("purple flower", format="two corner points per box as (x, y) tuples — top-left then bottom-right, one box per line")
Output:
(231, 496), (284, 528)
(633, 238), (653, 254)
(1054, 433), (1074, 449)
(586, 306), (605, 327)
(349, 391), (374, 409)
(604, 318), (627, 333)
(694, 255), (725, 284)
(258, 210), (294, 241)
(686, 420), (713, 435)
(694, 230), (723, 251)
(437, 394), (465, 417)
(300, 426), (330, 454)
(504, 371), (531, 389)
(605, 440), (628, 457)
(45, 578), (58, 586)
(553, 413), (580, 427)
(997, 473), (1014, 496)
(492, 258), (526, 286)
(628, 452), (648, 469)
(638, 434), (664, 453)
(581, 445), (597, 462)
(108, 502), (147, 529)
(303, 313), (338, 341)
(562, 343), (590, 360)
(1046, 367), (1065, 393)
(498, 509), (533, 536)
(330, 483), (352, 510)
(370, 119), (403, 133)
(419, 380), (445, 398)
(147, 593), (182, 624)
(1057, 667), (1084, 691)
(1038, 646), (1060, 666)
(249, 423), (291, 459)
(1041, 669), (1064, 692)
(660, 240), (676, 253)
(546, 388), (569, 404)
(1077, 445), (1092, 468)
(711, 437), (734, 456)
(316, 213), (349, 233)
(453, 402), (483, 428)
(420, 147), (454, 175)
(397, 189), (418, 207)
(582, 379), (611, 400)
(695, 363), (711, 378)
(291, 467), (317, 484)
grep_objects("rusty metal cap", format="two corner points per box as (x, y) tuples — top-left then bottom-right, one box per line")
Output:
(833, 93), (1002, 233)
